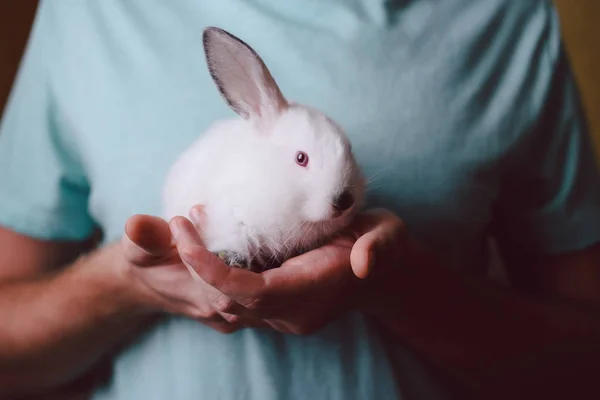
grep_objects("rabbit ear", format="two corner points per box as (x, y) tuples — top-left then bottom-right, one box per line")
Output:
(203, 27), (288, 123)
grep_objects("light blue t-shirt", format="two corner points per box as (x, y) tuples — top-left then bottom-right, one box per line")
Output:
(1, 0), (600, 399)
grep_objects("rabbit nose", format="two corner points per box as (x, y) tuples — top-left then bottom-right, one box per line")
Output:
(332, 190), (354, 213)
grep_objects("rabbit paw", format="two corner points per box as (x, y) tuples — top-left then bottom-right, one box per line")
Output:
(214, 250), (250, 270)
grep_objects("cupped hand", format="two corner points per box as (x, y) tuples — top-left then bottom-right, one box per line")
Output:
(121, 209), (267, 333)
(177, 208), (411, 335)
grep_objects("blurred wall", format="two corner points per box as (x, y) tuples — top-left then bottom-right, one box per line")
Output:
(554, 0), (600, 156)
(0, 1), (599, 155)
(0, 1), (38, 116)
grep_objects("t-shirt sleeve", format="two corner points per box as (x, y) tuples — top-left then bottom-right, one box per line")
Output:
(0, 2), (96, 241)
(492, 3), (600, 255)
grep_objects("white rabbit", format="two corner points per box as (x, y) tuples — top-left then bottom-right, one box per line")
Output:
(162, 27), (365, 272)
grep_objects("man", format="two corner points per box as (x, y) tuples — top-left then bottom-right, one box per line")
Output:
(0, 0), (599, 399)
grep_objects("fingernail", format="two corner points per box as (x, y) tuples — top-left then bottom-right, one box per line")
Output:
(190, 206), (204, 225)
(170, 220), (182, 241)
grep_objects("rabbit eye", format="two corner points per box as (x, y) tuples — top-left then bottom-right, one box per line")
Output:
(296, 151), (309, 167)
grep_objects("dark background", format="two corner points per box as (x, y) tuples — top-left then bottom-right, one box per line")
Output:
(0, 1), (38, 115)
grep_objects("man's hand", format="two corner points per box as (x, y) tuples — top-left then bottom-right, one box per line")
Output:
(122, 211), (267, 333)
(174, 208), (409, 335)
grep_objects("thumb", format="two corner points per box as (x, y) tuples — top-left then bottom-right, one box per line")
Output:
(350, 228), (384, 279)
(349, 210), (405, 279)
(123, 214), (173, 266)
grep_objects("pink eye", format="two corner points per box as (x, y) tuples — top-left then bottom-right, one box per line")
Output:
(296, 151), (309, 167)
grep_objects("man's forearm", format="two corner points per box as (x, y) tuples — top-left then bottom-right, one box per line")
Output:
(0, 245), (155, 397)
(361, 253), (600, 399)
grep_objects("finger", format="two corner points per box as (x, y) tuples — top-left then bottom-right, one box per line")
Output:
(207, 291), (253, 317)
(189, 205), (208, 238)
(218, 312), (270, 329)
(169, 216), (207, 281)
(350, 214), (405, 279)
(179, 245), (268, 309)
(169, 216), (204, 246)
(202, 319), (243, 334)
(264, 318), (325, 336)
(173, 229), (252, 317)
(261, 318), (297, 334)
(350, 230), (380, 279)
(123, 214), (174, 266)
(273, 242), (354, 294)
(195, 310), (229, 324)
(202, 313), (268, 333)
